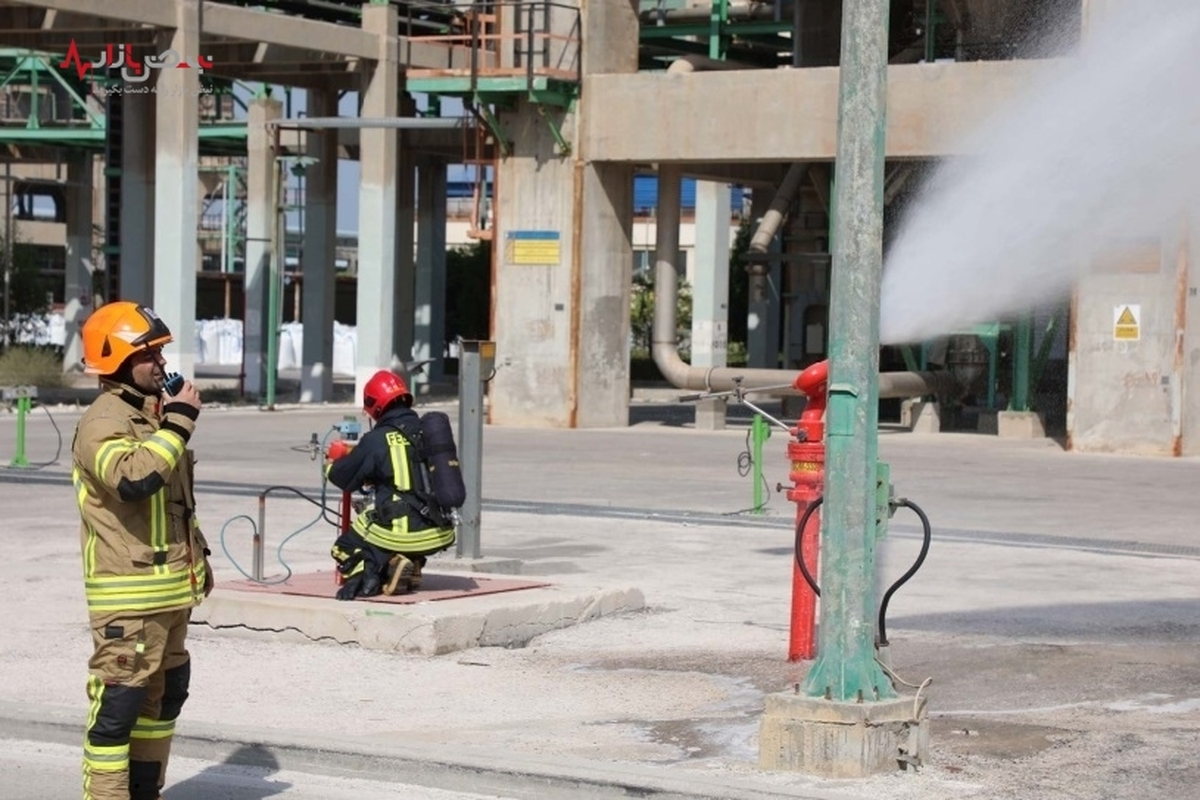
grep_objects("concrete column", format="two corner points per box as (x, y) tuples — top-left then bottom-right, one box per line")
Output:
(355, 1), (401, 402)
(1067, 0), (1171, 454)
(1182, 202), (1200, 455)
(119, 91), (155, 304)
(692, 181), (732, 430)
(152, 0), (201, 378)
(243, 97), (283, 397)
(747, 189), (782, 369)
(414, 157), (448, 392)
(300, 89), (338, 403)
(63, 152), (93, 372)
(489, 0), (639, 427)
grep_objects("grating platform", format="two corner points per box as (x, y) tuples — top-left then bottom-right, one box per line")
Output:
(222, 570), (551, 604)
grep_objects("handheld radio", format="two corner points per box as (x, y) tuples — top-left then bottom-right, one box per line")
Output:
(163, 372), (185, 396)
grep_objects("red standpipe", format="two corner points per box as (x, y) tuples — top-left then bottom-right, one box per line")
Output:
(786, 359), (828, 661)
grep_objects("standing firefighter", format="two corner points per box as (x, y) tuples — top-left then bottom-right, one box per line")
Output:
(72, 301), (213, 800)
(326, 369), (465, 600)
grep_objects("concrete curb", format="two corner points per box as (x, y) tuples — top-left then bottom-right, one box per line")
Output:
(192, 582), (649, 656)
(0, 702), (860, 800)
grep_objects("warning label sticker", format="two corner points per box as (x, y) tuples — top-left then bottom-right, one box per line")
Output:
(1113, 304), (1140, 341)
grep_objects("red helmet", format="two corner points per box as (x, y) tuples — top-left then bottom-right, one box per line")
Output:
(362, 370), (412, 420)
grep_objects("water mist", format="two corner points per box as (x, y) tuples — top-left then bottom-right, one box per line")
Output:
(879, 0), (1200, 345)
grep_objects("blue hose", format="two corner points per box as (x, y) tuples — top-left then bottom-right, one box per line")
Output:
(217, 428), (343, 584)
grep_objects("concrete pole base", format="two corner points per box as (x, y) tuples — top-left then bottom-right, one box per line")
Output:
(900, 399), (941, 433)
(758, 693), (929, 777)
(997, 410), (1047, 439)
(693, 397), (728, 431)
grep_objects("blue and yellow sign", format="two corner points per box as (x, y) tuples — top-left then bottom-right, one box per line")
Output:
(506, 230), (561, 266)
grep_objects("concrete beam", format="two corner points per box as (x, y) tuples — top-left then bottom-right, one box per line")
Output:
(583, 60), (1054, 162)
(9, 0), (476, 67)
(678, 162), (795, 188)
(7, 0), (176, 28)
(201, 3), (377, 59)
(0, 29), (160, 49)
(211, 64), (360, 91)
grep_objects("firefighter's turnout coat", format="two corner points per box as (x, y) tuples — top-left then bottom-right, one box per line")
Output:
(72, 380), (211, 624)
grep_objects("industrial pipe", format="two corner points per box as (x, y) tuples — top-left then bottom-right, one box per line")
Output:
(651, 164), (960, 399)
(664, 54), (758, 73)
(749, 163), (808, 254)
(642, 1), (786, 25)
(266, 117), (469, 130)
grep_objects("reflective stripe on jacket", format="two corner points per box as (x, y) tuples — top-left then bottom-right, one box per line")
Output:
(71, 380), (209, 618)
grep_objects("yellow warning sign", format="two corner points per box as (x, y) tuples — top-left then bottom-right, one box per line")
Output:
(1113, 304), (1140, 341)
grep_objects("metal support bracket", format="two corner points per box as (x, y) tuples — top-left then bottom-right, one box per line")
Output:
(535, 103), (571, 156)
(471, 102), (511, 158)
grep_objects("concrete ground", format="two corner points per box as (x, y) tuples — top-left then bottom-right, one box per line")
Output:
(0, 389), (1197, 799)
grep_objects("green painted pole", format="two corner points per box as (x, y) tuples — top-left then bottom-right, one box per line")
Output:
(265, 155), (282, 409)
(10, 395), (29, 467)
(1012, 314), (1032, 411)
(752, 413), (769, 514)
(223, 162), (237, 274)
(801, 0), (895, 703)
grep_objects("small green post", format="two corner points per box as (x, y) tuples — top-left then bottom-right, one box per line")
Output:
(751, 413), (770, 514)
(10, 395), (30, 468)
(1011, 314), (1032, 412)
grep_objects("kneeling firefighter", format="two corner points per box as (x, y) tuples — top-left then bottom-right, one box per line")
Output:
(325, 369), (466, 600)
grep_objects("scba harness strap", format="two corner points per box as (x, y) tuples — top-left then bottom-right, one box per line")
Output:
(373, 422), (451, 530)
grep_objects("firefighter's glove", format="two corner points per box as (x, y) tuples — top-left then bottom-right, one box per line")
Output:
(336, 573), (364, 601)
(335, 571), (382, 601)
(325, 440), (352, 463)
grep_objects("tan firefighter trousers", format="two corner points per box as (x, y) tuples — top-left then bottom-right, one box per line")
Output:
(83, 608), (192, 800)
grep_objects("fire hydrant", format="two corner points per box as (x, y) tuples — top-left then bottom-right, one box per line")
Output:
(786, 359), (829, 661)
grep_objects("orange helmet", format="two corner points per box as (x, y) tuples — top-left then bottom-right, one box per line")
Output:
(81, 301), (173, 375)
(362, 370), (412, 420)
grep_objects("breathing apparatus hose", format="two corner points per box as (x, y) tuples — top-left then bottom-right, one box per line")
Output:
(792, 495), (933, 647)
(218, 427), (344, 584)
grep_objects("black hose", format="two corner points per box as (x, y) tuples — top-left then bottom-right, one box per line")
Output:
(877, 498), (933, 647)
(792, 494), (935, 648)
(259, 484), (341, 516)
(793, 496), (823, 597)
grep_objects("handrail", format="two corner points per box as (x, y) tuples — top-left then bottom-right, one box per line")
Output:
(403, 0), (581, 85)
